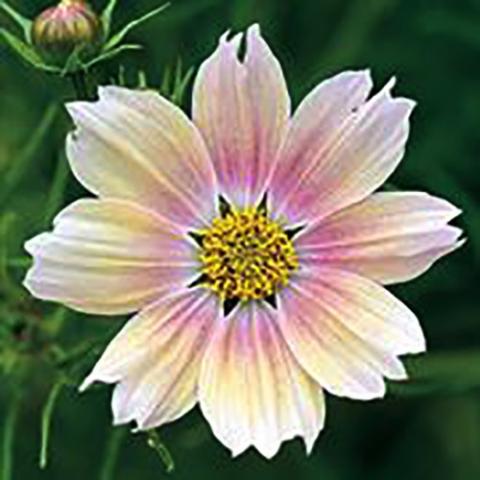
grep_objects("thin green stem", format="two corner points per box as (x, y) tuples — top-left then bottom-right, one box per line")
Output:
(2, 397), (20, 480)
(39, 380), (64, 469)
(70, 71), (90, 100)
(98, 428), (127, 480)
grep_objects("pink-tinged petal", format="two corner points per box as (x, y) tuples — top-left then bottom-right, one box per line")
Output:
(268, 70), (372, 208)
(199, 304), (325, 459)
(81, 290), (217, 429)
(193, 25), (290, 206)
(270, 77), (415, 224)
(297, 192), (464, 284)
(278, 267), (425, 400)
(24, 199), (196, 315)
(66, 87), (217, 228)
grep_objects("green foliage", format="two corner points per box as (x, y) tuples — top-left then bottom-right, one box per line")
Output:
(0, 28), (53, 72)
(0, 1), (32, 42)
(0, 104), (59, 202)
(391, 352), (480, 397)
(101, 0), (120, 39)
(103, 2), (170, 52)
(159, 58), (195, 105)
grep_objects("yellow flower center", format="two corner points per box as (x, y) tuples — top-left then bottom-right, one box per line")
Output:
(198, 206), (299, 301)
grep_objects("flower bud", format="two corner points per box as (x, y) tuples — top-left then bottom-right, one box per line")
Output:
(31, 0), (103, 66)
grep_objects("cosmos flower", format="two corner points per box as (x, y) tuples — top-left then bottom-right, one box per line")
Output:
(24, 25), (463, 458)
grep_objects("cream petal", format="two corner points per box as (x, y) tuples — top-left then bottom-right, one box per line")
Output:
(24, 199), (195, 315)
(297, 192), (464, 284)
(66, 86), (217, 228)
(81, 290), (217, 428)
(278, 267), (425, 400)
(199, 303), (325, 459)
(193, 24), (290, 207)
(270, 77), (415, 224)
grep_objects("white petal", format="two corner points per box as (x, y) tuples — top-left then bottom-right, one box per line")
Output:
(24, 199), (195, 315)
(199, 303), (325, 458)
(67, 87), (217, 228)
(297, 192), (463, 284)
(270, 77), (415, 224)
(278, 267), (424, 400)
(81, 290), (217, 428)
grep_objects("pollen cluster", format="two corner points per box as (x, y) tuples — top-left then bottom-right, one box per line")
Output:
(198, 207), (299, 301)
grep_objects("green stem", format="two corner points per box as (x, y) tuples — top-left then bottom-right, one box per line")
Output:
(70, 71), (90, 100)
(2, 397), (20, 480)
(39, 380), (64, 469)
(98, 428), (127, 480)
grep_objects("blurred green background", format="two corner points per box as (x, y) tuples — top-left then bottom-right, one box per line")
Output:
(0, 0), (479, 479)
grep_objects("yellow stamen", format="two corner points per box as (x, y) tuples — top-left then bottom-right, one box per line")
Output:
(198, 206), (298, 301)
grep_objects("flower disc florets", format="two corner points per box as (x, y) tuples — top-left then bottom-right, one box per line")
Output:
(198, 206), (299, 301)
(31, 0), (103, 66)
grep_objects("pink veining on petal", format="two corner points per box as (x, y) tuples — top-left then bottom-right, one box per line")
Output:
(193, 24), (290, 207)
(67, 87), (217, 229)
(277, 266), (425, 400)
(24, 199), (197, 315)
(296, 192), (463, 284)
(81, 289), (218, 429)
(270, 77), (415, 225)
(199, 303), (325, 458)
(268, 70), (372, 212)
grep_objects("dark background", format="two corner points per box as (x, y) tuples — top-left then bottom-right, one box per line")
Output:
(1, 0), (479, 479)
